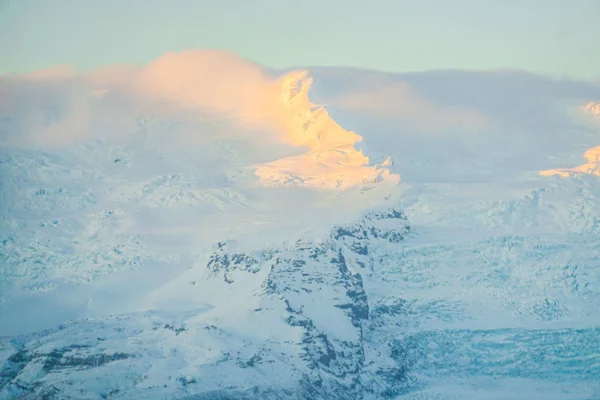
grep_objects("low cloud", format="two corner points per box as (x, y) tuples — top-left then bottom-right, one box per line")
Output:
(329, 82), (487, 133)
(0, 49), (399, 189)
(0, 50), (337, 148)
(0, 70), (93, 146)
(0, 51), (492, 150)
(0, 51), (270, 147)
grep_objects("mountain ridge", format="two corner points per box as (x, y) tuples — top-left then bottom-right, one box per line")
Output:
(2, 51), (600, 399)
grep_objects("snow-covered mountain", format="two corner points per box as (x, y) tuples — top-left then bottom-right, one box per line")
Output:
(1, 51), (600, 399)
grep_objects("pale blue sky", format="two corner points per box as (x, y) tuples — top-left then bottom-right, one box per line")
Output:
(1, 0), (599, 80)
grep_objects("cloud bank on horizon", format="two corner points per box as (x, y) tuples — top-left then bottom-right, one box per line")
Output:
(1, 49), (600, 187)
(0, 50), (402, 190)
(329, 82), (487, 134)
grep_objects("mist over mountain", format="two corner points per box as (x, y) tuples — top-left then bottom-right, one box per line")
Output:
(1, 50), (600, 399)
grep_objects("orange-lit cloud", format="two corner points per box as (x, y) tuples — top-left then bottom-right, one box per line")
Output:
(0, 50), (398, 190)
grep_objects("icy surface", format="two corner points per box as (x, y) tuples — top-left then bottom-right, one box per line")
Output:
(1, 51), (600, 399)
(541, 146), (600, 177)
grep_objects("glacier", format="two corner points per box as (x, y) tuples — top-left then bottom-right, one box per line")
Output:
(1, 51), (600, 399)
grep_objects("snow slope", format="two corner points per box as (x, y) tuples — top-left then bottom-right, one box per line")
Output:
(1, 52), (600, 399)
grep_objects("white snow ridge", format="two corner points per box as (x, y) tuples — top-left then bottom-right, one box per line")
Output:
(1, 51), (600, 399)
(541, 146), (600, 177)
(254, 71), (399, 189)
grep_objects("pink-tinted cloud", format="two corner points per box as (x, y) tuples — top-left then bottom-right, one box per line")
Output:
(0, 50), (398, 190)
(0, 50), (287, 147)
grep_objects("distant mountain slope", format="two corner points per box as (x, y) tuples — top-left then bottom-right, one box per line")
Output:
(1, 51), (600, 399)
(2, 205), (599, 399)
